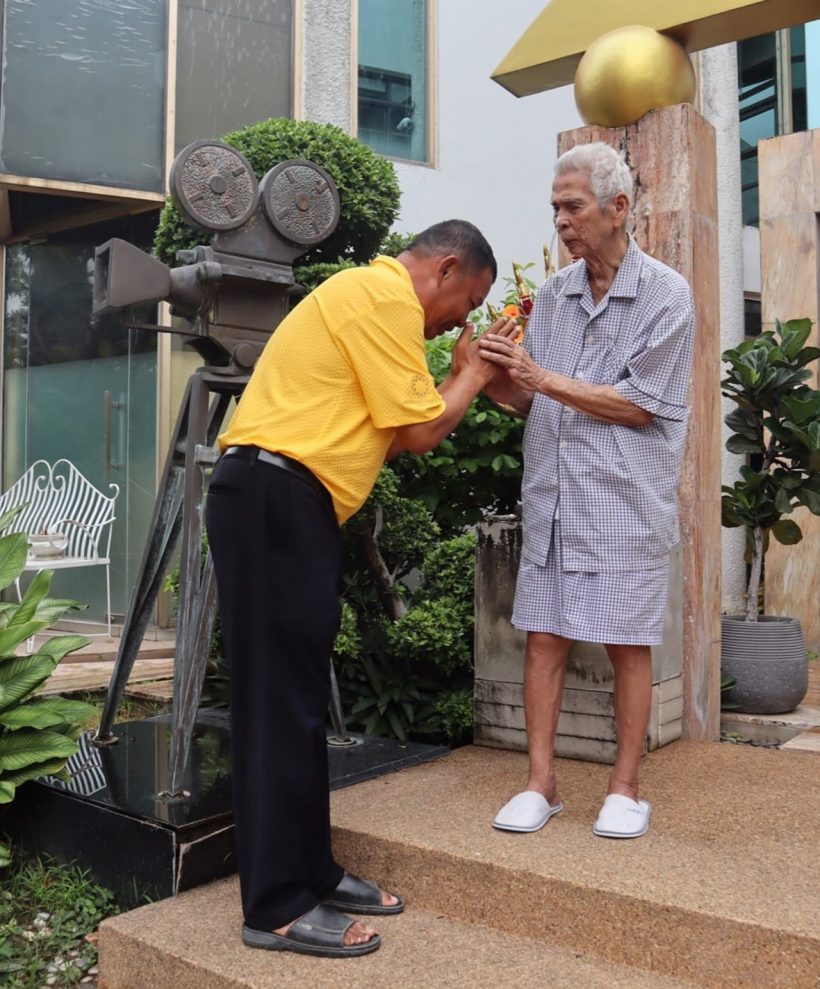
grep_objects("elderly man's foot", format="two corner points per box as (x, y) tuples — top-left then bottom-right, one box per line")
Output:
(493, 789), (564, 832)
(593, 793), (652, 839)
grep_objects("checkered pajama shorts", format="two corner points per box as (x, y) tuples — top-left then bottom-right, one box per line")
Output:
(512, 522), (669, 646)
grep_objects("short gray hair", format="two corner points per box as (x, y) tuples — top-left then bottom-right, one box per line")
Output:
(554, 143), (633, 210)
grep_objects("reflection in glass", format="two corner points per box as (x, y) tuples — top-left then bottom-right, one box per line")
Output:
(0, 0), (166, 191)
(738, 33), (777, 228)
(42, 720), (232, 828)
(175, 0), (292, 152)
(358, 0), (428, 163)
(2, 214), (159, 622)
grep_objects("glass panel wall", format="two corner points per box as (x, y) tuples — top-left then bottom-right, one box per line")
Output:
(738, 33), (778, 227)
(2, 214), (159, 623)
(0, 0), (166, 192)
(175, 0), (292, 152)
(805, 20), (820, 130)
(738, 21), (818, 227)
(358, 0), (428, 163)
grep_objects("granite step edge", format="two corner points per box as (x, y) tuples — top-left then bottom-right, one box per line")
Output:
(331, 826), (819, 989)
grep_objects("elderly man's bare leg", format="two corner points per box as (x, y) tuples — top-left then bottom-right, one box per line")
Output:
(492, 631), (572, 832)
(523, 631), (573, 803)
(605, 643), (653, 800)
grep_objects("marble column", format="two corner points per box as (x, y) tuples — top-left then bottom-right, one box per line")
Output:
(758, 129), (820, 649)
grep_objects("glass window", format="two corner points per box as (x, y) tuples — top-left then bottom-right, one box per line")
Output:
(358, 0), (428, 163)
(0, 0), (166, 192)
(743, 296), (762, 338)
(175, 0), (292, 152)
(2, 214), (159, 622)
(804, 20), (820, 130)
(790, 26), (807, 133)
(737, 24), (817, 228)
(738, 34), (778, 227)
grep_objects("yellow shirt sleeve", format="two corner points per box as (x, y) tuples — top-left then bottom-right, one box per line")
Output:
(331, 299), (445, 429)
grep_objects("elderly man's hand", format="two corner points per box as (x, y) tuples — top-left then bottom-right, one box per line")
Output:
(452, 317), (519, 381)
(478, 332), (544, 392)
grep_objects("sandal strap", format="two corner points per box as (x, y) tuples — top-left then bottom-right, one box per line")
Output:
(329, 872), (382, 908)
(287, 904), (355, 948)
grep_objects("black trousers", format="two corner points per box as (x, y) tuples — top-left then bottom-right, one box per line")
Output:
(205, 449), (345, 931)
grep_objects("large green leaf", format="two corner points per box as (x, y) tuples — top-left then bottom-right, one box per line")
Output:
(0, 757), (74, 786)
(725, 408), (759, 441)
(35, 634), (90, 662)
(0, 727), (77, 771)
(726, 435), (761, 455)
(0, 779), (14, 804)
(0, 531), (28, 592)
(0, 505), (25, 533)
(779, 392), (820, 423)
(796, 486), (820, 514)
(32, 600), (87, 625)
(0, 654), (57, 711)
(779, 318), (813, 358)
(771, 519), (803, 545)
(11, 568), (52, 626)
(0, 695), (95, 730)
(794, 346), (820, 367)
(774, 488), (793, 515)
(0, 618), (50, 657)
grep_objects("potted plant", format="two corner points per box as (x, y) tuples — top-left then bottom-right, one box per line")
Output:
(720, 317), (820, 713)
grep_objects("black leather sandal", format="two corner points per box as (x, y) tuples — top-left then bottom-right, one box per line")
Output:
(242, 903), (381, 957)
(322, 871), (405, 915)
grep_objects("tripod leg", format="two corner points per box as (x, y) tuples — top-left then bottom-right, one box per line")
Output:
(95, 376), (230, 745)
(166, 374), (229, 794)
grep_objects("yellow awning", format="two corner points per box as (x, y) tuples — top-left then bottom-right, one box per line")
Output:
(493, 0), (820, 96)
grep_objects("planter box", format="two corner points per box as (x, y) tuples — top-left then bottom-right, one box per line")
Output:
(474, 517), (683, 764)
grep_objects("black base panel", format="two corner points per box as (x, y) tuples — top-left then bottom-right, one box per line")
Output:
(4, 711), (447, 908)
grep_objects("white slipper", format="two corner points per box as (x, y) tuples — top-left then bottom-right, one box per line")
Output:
(492, 791), (564, 832)
(593, 794), (652, 838)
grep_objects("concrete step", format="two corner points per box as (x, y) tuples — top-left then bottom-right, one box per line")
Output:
(781, 727), (820, 752)
(721, 704), (820, 745)
(98, 741), (820, 989)
(100, 881), (699, 989)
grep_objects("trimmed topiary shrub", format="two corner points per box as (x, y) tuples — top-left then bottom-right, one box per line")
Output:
(153, 117), (401, 271)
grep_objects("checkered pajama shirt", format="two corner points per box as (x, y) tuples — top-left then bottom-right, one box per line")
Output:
(512, 237), (695, 641)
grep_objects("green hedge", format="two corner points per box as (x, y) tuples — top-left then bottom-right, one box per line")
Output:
(153, 117), (401, 271)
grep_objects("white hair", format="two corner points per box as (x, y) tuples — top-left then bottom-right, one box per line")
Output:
(554, 142), (633, 209)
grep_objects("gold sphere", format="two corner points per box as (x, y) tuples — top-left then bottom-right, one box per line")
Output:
(574, 25), (696, 129)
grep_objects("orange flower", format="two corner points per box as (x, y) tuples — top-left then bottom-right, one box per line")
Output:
(501, 303), (521, 319)
(513, 328), (525, 345)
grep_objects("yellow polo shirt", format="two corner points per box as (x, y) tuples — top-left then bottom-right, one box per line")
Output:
(218, 256), (445, 524)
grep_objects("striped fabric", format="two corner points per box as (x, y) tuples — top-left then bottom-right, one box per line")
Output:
(43, 730), (107, 797)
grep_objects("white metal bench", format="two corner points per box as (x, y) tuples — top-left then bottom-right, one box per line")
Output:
(0, 459), (120, 637)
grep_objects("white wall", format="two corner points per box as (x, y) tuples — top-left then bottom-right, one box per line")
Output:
(393, 1), (582, 295)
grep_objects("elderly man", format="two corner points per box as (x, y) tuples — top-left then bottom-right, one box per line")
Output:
(479, 143), (695, 839)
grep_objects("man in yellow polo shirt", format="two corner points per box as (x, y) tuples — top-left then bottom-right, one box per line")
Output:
(205, 219), (515, 959)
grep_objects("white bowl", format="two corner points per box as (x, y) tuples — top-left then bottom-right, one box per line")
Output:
(28, 534), (68, 559)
